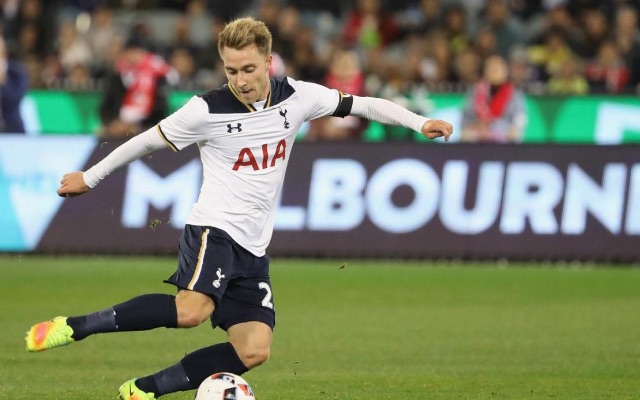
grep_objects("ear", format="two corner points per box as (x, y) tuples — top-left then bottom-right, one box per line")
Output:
(266, 54), (272, 69)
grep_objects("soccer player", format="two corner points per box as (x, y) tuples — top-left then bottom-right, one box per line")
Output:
(25, 17), (453, 400)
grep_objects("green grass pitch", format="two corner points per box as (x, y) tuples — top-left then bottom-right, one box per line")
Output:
(1, 255), (639, 399)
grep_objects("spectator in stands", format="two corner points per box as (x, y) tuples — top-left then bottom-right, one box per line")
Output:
(396, 0), (443, 37)
(287, 25), (325, 82)
(64, 63), (95, 91)
(271, 4), (301, 63)
(442, 4), (469, 54)
(21, 53), (44, 88)
(205, 0), (253, 21)
(527, 27), (575, 81)
(527, 5), (580, 56)
(419, 30), (453, 89)
(342, 0), (398, 50)
(510, 0), (544, 22)
(14, 22), (42, 86)
(574, 8), (610, 59)
(86, 5), (120, 79)
(294, 0), (343, 19)
(168, 47), (198, 90)
(56, 20), (92, 77)
(613, 5), (640, 92)
(4, 0), (54, 59)
(306, 47), (367, 141)
(546, 55), (589, 95)
(167, 14), (200, 57)
(194, 16), (226, 88)
(566, 0), (602, 18)
(452, 1), (484, 34)
(0, 35), (28, 133)
(98, 35), (175, 138)
(128, 21), (157, 53)
(256, 0), (280, 35)
(461, 54), (527, 143)
(508, 45), (543, 93)
(361, 45), (387, 95)
(451, 45), (481, 89)
(40, 51), (66, 89)
(12, 0), (640, 135)
(472, 26), (499, 60)
(14, 21), (41, 62)
(584, 41), (630, 93)
(477, 0), (525, 58)
(375, 63), (408, 103)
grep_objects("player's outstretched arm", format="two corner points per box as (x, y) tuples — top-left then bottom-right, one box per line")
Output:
(349, 96), (453, 141)
(56, 126), (169, 198)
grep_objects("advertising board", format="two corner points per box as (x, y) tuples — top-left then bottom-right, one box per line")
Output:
(2, 136), (637, 261)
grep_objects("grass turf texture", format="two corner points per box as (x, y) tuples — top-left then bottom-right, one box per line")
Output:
(0, 255), (639, 399)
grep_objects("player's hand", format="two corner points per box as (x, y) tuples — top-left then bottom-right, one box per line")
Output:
(57, 171), (90, 198)
(421, 119), (454, 142)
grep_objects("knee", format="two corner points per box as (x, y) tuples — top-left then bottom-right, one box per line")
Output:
(175, 291), (215, 328)
(235, 344), (270, 369)
(178, 312), (207, 328)
(228, 322), (273, 369)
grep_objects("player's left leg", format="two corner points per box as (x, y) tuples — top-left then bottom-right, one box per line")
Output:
(123, 253), (276, 398)
(227, 320), (272, 368)
(123, 321), (272, 399)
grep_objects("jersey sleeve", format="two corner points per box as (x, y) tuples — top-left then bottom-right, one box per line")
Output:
(83, 125), (168, 188)
(350, 96), (429, 133)
(157, 96), (210, 151)
(292, 79), (354, 121)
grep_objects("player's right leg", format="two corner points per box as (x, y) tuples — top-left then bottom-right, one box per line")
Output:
(25, 225), (212, 352)
(25, 293), (179, 352)
(25, 316), (74, 352)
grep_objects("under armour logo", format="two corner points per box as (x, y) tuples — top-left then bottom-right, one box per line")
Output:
(227, 123), (242, 133)
(213, 268), (225, 288)
(279, 107), (290, 129)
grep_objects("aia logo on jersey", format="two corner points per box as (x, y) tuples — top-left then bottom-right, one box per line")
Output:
(279, 107), (290, 129)
(233, 139), (286, 171)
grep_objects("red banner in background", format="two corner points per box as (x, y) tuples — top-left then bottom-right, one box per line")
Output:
(35, 141), (640, 262)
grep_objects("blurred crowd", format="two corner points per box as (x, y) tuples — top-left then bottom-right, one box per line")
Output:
(0, 0), (639, 139)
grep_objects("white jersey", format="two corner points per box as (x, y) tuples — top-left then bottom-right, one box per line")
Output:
(158, 77), (353, 256)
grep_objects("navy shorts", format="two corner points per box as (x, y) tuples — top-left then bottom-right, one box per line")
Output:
(164, 225), (275, 331)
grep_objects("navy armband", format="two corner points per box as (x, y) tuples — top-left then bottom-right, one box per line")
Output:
(332, 92), (354, 118)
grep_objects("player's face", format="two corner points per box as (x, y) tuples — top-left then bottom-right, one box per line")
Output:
(221, 44), (272, 105)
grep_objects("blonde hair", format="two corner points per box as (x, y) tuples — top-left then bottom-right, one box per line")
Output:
(218, 17), (272, 56)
